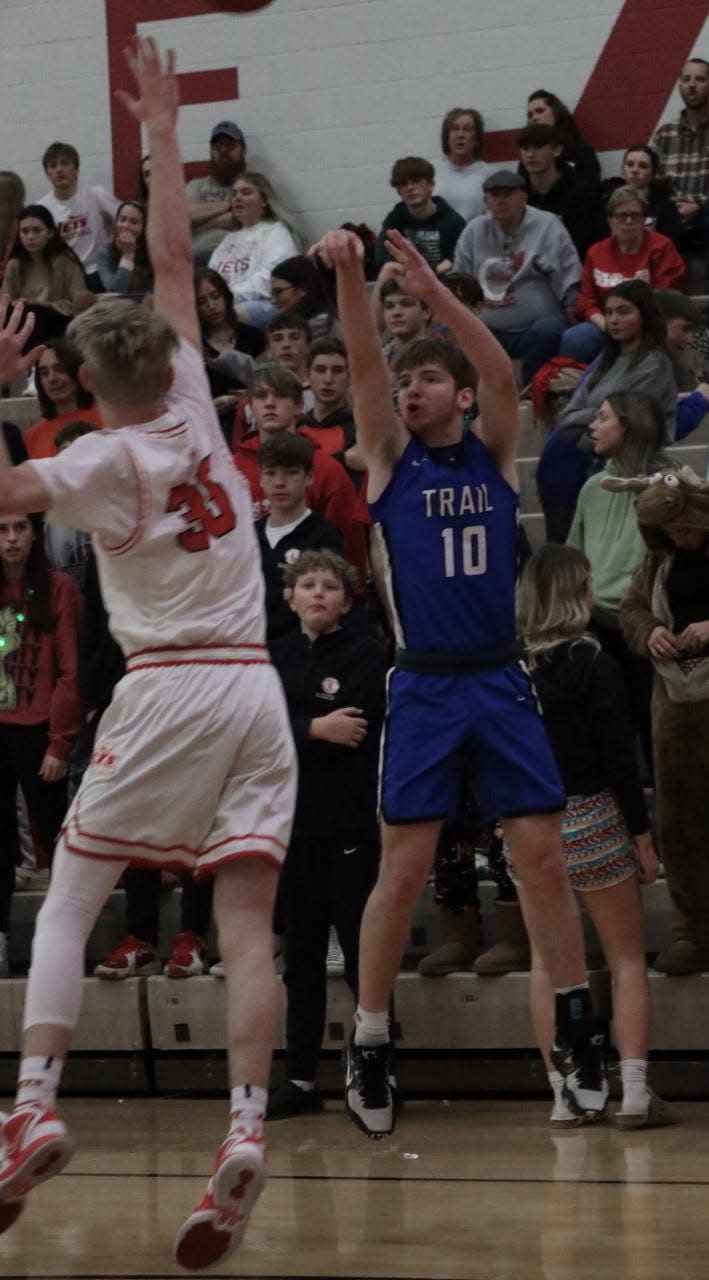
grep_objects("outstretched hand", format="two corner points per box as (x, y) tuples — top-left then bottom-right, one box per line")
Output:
(116, 36), (178, 131)
(308, 230), (364, 271)
(0, 296), (43, 384)
(383, 229), (439, 302)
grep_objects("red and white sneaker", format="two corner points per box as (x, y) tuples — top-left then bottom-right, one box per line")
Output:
(0, 1102), (74, 1202)
(165, 931), (208, 979)
(94, 935), (161, 980)
(174, 1122), (265, 1271)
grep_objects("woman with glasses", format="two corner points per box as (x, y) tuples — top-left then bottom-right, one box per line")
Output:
(269, 255), (337, 339)
(560, 185), (686, 365)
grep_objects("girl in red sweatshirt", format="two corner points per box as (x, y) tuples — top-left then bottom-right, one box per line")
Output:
(0, 513), (82, 974)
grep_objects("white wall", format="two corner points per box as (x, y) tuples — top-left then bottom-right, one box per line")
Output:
(1, 0), (707, 243)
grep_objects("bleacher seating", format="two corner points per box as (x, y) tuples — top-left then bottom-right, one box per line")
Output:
(4, 399), (709, 1097)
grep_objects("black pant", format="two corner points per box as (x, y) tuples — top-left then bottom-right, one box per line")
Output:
(281, 833), (379, 1081)
(0, 723), (68, 931)
(123, 866), (214, 947)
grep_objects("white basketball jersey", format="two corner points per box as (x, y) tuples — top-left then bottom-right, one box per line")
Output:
(34, 341), (265, 655)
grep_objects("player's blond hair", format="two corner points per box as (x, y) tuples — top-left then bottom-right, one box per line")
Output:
(67, 298), (179, 408)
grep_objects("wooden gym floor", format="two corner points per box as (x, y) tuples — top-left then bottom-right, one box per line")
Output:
(1, 1094), (707, 1279)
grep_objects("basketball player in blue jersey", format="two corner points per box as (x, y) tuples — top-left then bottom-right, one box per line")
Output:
(310, 227), (608, 1138)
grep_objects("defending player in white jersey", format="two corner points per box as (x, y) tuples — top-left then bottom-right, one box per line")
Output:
(0, 39), (296, 1272)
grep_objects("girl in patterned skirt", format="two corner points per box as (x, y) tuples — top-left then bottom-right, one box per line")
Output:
(511, 543), (674, 1129)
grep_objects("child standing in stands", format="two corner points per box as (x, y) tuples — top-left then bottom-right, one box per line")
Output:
(255, 433), (343, 645)
(267, 550), (385, 1119)
(0, 513), (82, 978)
(514, 544), (673, 1129)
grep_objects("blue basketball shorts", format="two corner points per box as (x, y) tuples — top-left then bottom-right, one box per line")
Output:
(379, 662), (565, 825)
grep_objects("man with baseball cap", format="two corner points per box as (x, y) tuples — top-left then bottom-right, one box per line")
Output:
(453, 168), (581, 384)
(186, 120), (248, 262)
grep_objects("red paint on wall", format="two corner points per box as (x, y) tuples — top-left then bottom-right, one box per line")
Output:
(105, 0), (706, 192)
(105, 0), (246, 195)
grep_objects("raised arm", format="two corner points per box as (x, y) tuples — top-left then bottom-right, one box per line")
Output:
(384, 230), (519, 476)
(117, 38), (200, 350)
(0, 299), (51, 514)
(310, 230), (406, 487)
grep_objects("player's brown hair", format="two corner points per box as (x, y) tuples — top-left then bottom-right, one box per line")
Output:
(392, 336), (477, 391)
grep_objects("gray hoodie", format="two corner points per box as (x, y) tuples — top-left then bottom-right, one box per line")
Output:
(453, 205), (581, 332)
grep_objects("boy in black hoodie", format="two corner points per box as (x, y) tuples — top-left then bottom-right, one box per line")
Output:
(267, 550), (385, 1119)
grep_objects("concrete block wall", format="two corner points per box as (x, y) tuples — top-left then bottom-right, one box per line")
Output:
(1, 1), (707, 243)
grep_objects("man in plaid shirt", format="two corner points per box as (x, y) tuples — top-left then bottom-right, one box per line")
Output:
(651, 58), (709, 238)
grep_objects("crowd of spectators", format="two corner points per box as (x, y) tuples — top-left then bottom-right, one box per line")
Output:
(1, 55), (709, 1120)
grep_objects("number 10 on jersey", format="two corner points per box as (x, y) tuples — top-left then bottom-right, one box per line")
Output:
(441, 525), (487, 577)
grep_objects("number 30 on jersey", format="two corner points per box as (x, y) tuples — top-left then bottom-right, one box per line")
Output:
(166, 454), (236, 552)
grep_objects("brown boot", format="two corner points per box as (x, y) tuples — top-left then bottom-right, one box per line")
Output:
(473, 900), (530, 976)
(418, 910), (483, 976)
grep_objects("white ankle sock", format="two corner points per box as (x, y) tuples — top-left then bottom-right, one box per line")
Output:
(290, 1079), (315, 1092)
(354, 1006), (389, 1046)
(230, 1083), (267, 1128)
(17, 1055), (64, 1108)
(548, 1070), (565, 1105)
(620, 1059), (649, 1114)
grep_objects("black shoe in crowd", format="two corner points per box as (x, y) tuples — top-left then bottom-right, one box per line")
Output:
(266, 1080), (324, 1120)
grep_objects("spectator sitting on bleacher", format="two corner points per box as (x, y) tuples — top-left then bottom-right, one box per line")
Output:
(518, 123), (600, 258)
(567, 391), (675, 774)
(38, 141), (119, 293)
(96, 200), (153, 298)
(23, 338), (102, 460)
(255, 433), (343, 646)
(601, 145), (684, 247)
(653, 290), (709, 439)
(374, 156), (466, 276)
(453, 170), (581, 386)
(0, 513), (82, 978)
(0, 171), (25, 281)
(230, 311), (314, 445)
(433, 108), (489, 223)
(524, 89), (602, 195)
(2, 206), (89, 351)
(560, 185), (687, 365)
(298, 338), (355, 454)
(194, 267), (264, 429)
(233, 363), (366, 583)
(537, 281), (677, 542)
(270, 255), (338, 340)
(186, 120), (246, 264)
(374, 271), (433, 368)
(650, 58), (709, 251)
(208, 171), (299, 328)
(266, 550), (385, 1121)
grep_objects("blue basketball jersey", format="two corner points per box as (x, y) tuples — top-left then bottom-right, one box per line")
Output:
(369, 431), (519, 653)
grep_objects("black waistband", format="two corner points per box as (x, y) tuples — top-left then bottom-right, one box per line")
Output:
(395, 642), (523, 674)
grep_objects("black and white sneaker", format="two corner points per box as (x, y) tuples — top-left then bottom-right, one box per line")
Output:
(344, 1031), (394, 1139)
(551, 1020), (609, 1120)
